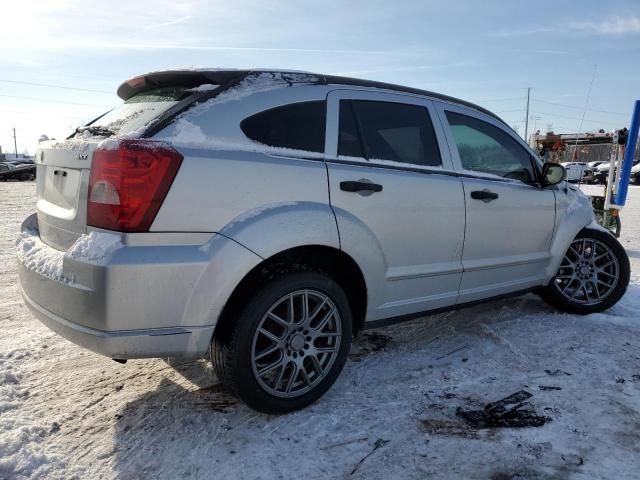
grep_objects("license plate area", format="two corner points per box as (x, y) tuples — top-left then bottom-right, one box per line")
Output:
(40, 166), (82, 213)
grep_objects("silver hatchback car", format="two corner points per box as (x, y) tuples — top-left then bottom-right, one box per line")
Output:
(17, 69), (630, 413)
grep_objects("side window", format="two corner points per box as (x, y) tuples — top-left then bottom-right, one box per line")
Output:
(338, 100), (442, 167)
(445, 111), (535, 183)
(338, 101), (363, 158)
(240, 101), (326, 153)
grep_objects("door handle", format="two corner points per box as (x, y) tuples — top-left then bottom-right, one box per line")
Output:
(53, 170), (67, 177)
(470, 190), (498, 201)
(340, 180), (383, 193)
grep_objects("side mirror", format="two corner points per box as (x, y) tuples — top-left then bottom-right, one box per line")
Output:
(541, 162), (566, 187)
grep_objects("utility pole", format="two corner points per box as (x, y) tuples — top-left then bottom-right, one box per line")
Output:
(12, 127), (18, 157)
(524, 87), (531, 143)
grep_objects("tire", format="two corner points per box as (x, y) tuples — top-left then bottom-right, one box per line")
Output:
(541, 227), (630, 315)
(211, 271), (352, 414)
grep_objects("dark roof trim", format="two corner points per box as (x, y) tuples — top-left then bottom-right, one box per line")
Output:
(117, 69), (505, 125)
(321, 74), (503, 123)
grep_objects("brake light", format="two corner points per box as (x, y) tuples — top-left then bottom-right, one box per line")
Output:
(127, 76), (146, 88)
(87, 140), (183, 232)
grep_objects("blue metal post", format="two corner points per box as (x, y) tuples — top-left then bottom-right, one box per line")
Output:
(614, 100), (640, 206)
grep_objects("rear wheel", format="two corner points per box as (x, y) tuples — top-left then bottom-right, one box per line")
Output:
(211, 271), (352, 413)
(541, 228), (630, 314)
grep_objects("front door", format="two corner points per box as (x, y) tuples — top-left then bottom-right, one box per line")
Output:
(436, 103), (556, 303)
(325, 89), (466, 321)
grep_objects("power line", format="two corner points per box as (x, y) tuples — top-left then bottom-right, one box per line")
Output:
(0, 94), (110, 108)
(475, 97), (524, 103)
(548, 125), (591, 133)
(0, 79), (113, 94)
(0, 108), (86, 120)
(494, 108), (527, 114)
(501, 118), (610, 134)
(533, 98), (627, 117)
(531, 110), (620, 126)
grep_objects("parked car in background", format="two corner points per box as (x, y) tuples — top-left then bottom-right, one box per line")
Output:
(587, 160), (606, 169)
(594, 161), (612, 184)
(562, 162), (594, 183)
(17, 69), (631, 413)
(595, 159), (640, 185)
(0, 162), (36, 181)
(630, 162), (640, 184)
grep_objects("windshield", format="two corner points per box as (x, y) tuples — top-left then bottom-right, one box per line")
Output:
(80, 87), (190, 137)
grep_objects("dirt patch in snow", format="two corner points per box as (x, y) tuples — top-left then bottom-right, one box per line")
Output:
(349, 331), (391, 361)
(455, 390), (551, 429)
(190, 383), (239, 413)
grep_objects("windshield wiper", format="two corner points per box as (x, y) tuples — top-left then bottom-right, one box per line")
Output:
(75, 125), (115, 137)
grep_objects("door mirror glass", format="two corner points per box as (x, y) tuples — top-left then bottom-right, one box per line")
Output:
(541, 162), (566, 186)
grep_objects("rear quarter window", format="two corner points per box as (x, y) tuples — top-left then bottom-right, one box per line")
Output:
(240, 101), (326, 153)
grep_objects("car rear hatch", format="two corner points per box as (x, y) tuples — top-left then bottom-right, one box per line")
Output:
(34, 69), (296, 250)
(36, 85), (200, 251)
(36, 141), (100, 250)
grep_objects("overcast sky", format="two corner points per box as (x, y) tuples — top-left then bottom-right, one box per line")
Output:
(1, 0), (639, 155)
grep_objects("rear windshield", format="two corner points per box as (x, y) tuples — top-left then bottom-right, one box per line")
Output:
(82, 87), (191, 136)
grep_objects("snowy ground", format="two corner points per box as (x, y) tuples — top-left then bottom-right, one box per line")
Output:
(1, 181), (639, 480)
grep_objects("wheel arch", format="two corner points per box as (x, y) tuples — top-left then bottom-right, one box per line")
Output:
(213, 245), (368, 342)
(545, 187), (597, 282)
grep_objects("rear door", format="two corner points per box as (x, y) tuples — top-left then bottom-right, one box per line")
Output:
(325, 89), (466, 321)
(435, 102), (556, 303)
(35, 87), (189, 251)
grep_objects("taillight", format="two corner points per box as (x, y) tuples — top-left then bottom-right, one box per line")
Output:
(87, 139), (183, 232)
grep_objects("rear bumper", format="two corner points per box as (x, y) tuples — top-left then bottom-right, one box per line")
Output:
(21, 287), (213, 359)
(16, 213), (257, 359)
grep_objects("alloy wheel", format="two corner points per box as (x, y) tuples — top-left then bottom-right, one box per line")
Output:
(553, 237), (620, 306)
(250, 289), (342, 398)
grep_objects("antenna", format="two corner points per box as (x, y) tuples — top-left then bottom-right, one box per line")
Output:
(524, 87), (531, 142)
(575, 64), (597, 189)
(13, 126), (18, 157)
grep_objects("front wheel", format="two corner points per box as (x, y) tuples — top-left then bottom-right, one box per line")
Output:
(211, 271), (352, 414)
(541, 228), (630, 314)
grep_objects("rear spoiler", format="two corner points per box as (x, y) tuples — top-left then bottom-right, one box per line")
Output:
(116, 70), (250, 100)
